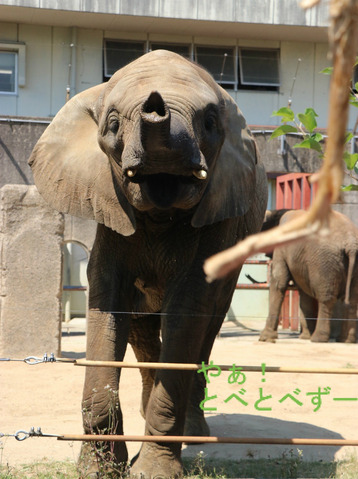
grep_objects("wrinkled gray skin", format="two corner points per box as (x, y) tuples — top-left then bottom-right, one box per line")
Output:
(29, 50), (267, 478)
(260, 209), (358, 344)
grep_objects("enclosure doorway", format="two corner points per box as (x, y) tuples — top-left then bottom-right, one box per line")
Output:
(62, 242), (89, 324)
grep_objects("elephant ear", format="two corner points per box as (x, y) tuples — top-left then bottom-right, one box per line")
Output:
(191, 91), (258, 228)
(28, 84), (136, 236)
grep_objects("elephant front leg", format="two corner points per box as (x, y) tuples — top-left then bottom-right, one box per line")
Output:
(130, 315), (207, 479)
(131, 368), (194, 478)
(78, 310), (130, 477)
(183, 321), (222, 438)
(128, 315), (161, 418)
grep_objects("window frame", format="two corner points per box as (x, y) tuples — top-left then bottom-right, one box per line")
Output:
(149, 42), (192, 59)
(238, 47), (280, 88)
(0, 51), (17, 95)
(0, 43), (25, 95)
(102, 40), (280, 92)
(103, 39), (146, 79)
(194, 45), (237, 89)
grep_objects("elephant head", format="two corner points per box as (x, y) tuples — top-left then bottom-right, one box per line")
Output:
(29, 50), (259, 235)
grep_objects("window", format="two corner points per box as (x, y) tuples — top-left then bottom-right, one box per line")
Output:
(150, 43), (191, 59)
(239, 48), (280, 90)
(0, 43), (25, 93)
(104, 40), (145, 79)
(102, 41), (280, 92)
(0, 51), (17, 94)
(195, 46), (236, 88)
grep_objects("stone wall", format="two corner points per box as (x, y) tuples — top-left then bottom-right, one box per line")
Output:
(0, 185), (64, 356)
(0, 118), (49, 188)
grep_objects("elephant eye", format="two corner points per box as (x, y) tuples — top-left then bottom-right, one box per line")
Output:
(108, 114), (120, 134)
(204, 109), (218, 132)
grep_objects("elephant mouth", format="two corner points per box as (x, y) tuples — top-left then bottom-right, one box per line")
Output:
(128, 172), (196, 209)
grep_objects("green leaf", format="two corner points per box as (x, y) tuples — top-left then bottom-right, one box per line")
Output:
(271, 107), (295, 122)
(297, 108), (318, 133)
(293, 138), (323, 153)
(270, 124), (298, 139)
(320, 67), (333, 75)
(311, 132), (324, 142)
(345, 132), (354, 143)
(342, 184), (358, 191)
(343, 152), (358, 170)
(350, 91), (358, 107)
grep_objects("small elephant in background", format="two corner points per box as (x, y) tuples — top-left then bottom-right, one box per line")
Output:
(29, 50), (268, 478)
(259, 209), (358, 343)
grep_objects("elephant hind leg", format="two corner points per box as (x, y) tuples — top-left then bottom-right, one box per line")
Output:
(299, 292), (318, 340)
(260, 281), (289, 342)
(260, 257), (291, 342)
(310, 301), (335, 342)
(338, 304), (357, 343)
(128, 314), (161, 418)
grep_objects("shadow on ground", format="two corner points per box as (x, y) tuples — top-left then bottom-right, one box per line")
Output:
(182, 413), (344, 462)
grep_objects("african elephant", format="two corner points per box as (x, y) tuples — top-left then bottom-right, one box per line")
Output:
(29, 50), (268, 478)
(259, 209), (358, 343)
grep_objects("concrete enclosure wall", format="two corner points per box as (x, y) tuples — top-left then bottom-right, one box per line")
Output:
(0, 185), (64, 356)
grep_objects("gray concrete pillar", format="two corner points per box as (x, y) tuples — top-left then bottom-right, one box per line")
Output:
(0, 185), (64, 357)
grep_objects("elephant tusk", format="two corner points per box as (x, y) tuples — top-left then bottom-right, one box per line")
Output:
(192, 169), (207, 180)
(126, 169), (136, 178)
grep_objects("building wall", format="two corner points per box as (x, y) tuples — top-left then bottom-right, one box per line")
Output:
(2, 20), (356, 129)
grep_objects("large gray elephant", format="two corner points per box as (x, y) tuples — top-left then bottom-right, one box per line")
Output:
(260, 209), (358, 344)
(29, 50), (267, 478)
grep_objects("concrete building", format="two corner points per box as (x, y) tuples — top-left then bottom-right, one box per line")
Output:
(0, 1), (357, 353)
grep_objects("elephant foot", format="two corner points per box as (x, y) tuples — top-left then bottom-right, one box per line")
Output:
(343, 335), (357, 344)
(310, 331), (329, 343)
(259, 328), (278, 342)
(130, 442), (183, 478)
(78, 440), (128, 478)
(299, 331), (311, 340)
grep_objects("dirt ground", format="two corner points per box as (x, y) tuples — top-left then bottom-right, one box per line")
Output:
(1, 318), (358, 468)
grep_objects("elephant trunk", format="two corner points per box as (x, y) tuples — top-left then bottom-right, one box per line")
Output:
(140, 91), (171, 153)
(122, 91), (208, 179)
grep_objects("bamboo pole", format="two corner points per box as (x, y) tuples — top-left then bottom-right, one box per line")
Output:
(204, 0), (358, 282)
(57, 434), (358, 446)
(74, 359), (358, 374)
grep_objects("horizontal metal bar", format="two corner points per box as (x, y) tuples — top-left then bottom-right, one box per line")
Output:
(63, 286), (87, 291)
(242, 259), (270, 265)
(57, 434), (358, 446)
(236, 283), (269, 289)
(74, 359), (358, 374)
(236, 284), (296, 290)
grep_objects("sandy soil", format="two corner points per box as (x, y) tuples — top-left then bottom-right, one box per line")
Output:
(1, 319), (358, 467)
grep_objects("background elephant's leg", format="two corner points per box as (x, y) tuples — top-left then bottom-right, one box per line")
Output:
(339, 304), (357, 343)
(299, 291), (317, 340)
(80, 310), (130, 473)
(128, 314), (161, 417)
(310, 301), (334, 342)
(260, 257), (290, 342)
